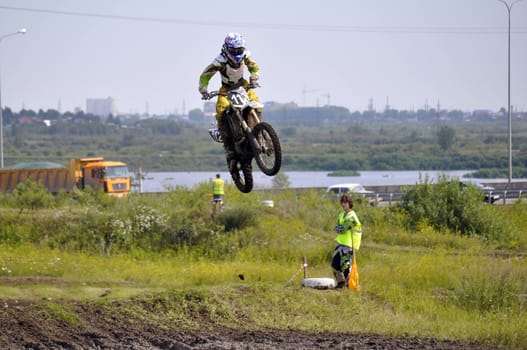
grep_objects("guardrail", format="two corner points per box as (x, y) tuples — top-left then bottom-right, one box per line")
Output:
(144, 185), (526, 207)
(484, 190), (524, 204)
(359, 182), (527, 206)
(367, 189), (525, 206)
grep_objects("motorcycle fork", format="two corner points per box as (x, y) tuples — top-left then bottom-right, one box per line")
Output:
(231, 108), (262, 155)
(235, 109), (262, 154)
(245, 109), (260, 128)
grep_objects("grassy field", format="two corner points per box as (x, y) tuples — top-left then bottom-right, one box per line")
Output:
(0, 181), (526, 349)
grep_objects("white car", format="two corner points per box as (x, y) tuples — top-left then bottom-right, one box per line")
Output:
(326, 183), (381, 205)
(459, 180), (500, 203)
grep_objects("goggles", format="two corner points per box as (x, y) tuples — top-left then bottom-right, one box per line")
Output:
(228, 47), (245, 55)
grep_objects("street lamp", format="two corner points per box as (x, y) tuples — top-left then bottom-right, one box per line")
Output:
(497, 0), (524, 185)
(0, 28), (27, 169)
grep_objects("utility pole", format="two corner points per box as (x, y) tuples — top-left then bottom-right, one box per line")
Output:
(0, 28), (27, 168)
(497, 0), (525, 185)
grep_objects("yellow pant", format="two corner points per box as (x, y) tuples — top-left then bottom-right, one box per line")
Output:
(215, 87), (260, 122)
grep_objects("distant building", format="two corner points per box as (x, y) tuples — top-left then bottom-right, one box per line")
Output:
(16, 116), (35, 125)
(86, 97), (116, 118)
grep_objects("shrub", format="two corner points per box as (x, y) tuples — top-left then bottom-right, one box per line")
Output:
(395, 175), (506, 239)
(11, 179), (54, 212)
(218, 206), (257, 232)
(71, 187), (118, 209)
(272, 173), (291, 189)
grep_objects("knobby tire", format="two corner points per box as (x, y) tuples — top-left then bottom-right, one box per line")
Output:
(252, 122), (282, 176)
(231, 161), (253, 193)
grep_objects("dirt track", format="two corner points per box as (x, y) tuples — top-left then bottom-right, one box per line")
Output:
(0, 298), (490, 350)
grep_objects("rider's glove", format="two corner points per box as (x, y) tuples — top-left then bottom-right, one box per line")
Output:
(333, 225), (345, 233)
(199, 86), (209, 100)
(249, 74), (260, 87)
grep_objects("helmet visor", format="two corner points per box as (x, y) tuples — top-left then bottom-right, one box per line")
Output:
(228, 47), (245, 56)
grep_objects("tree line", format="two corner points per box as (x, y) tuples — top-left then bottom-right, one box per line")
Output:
(1, 106), (526, 176)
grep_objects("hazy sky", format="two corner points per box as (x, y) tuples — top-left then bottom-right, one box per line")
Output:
(1, 0), (526, 115)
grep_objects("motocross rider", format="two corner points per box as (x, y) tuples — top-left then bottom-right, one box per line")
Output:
(198, 33), (262, 169)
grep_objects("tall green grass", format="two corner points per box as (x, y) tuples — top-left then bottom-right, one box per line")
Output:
(0, 180), (526, 348)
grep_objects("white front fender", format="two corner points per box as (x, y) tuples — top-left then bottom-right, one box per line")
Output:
(249, 101), (264, 109)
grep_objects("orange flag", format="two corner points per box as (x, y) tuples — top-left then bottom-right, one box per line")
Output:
(348, 254), (361, 291)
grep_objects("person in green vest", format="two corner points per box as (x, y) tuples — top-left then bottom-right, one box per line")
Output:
(212, 173), (225, 211)
(331, 194), (362, 288)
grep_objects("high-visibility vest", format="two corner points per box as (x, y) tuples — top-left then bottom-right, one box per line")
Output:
(335, 210), (362, 250)
(213, 178), (224, 195)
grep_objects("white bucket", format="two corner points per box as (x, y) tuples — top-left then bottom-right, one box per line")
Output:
(301, 277), (336, 289)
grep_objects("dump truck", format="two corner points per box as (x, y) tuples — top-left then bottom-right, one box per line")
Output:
(0, 157), (131, 197)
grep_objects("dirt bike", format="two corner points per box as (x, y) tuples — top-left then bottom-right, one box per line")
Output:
(205, 84), (282, 193)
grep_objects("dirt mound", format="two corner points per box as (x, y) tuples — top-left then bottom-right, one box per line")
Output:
(0, 299), (488, 349)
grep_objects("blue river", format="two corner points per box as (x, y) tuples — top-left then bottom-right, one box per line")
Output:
(133, 170), (524, 193)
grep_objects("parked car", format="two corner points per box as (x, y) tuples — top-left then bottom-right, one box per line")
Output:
(459, 180), (500, 203)
(326, 183), (382, 205)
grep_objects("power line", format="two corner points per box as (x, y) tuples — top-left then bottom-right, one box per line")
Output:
(1, 5), (527, 34)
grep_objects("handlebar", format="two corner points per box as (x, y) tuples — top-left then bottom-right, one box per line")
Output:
(201, 83), (260, 100)
(246, 83), (260, 90)
(205, 91), (220, 100)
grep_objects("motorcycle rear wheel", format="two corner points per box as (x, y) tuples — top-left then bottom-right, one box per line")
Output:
(230, 161), (253, 193)
(252, 122), (282, 176)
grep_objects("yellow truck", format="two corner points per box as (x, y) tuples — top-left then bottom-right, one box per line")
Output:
(0, 157), (131, 197)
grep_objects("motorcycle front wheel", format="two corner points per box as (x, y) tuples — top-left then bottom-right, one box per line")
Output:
(230, 160), (253, 193)
(252, 122), (282, 176)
